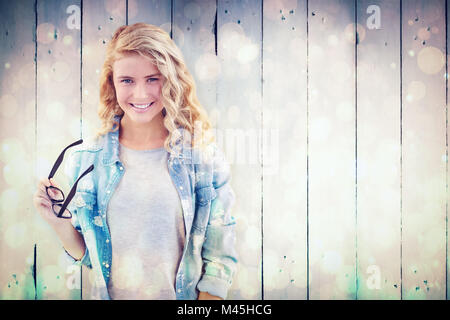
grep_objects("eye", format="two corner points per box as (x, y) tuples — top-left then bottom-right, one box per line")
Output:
(119, 78), (158, 84)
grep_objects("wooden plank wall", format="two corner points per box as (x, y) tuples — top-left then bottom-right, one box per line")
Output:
(0, 0), (448, 300)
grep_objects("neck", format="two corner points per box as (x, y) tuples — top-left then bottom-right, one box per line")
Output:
(119, 113), (169, 148)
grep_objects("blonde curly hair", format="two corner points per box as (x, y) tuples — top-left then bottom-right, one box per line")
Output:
(95, 22), (214, 152)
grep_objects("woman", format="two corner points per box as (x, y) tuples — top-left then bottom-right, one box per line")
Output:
(33, 23), (237, 300)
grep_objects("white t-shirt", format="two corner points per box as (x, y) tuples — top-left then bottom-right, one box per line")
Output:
(106, 143), (186, 300)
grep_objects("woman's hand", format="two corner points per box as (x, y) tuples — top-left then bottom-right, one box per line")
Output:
(33, 177), (87, 261)
(198, 291), (223, 300)
(33, 177), (71, 230)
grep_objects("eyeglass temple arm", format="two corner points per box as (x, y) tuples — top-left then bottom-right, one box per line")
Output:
(48, 139), (83, 179)
(56, 164), (94, 217)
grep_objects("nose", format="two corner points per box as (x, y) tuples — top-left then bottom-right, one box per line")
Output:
(133, 83), (150, 100)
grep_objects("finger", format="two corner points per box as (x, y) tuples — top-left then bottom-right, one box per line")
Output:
(38, 182), (47, 193)
(33, 198), (51, 211)
(37, 179), (51, 193)
(35, 193), (54, 206)
(40, 178), (51, 187)
(50, 178), (60, 188)
(38, 183), (50, 194)
(40, 201), (52, 210)
(37, 179), (45, 188)
(36, 194), (52, 205)
(40, 178), (58, 192)
(33, 190), (46, 201)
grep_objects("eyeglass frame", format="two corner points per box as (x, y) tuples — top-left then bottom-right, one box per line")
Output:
(45, 139), (94, 219)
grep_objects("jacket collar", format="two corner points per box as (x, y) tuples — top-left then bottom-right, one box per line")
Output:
(101, 114), (193, 166)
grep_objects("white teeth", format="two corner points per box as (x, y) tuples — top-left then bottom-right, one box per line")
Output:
(132, 103), (152, 109)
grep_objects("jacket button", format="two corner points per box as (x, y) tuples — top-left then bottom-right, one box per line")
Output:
(119, 167), (123, 170)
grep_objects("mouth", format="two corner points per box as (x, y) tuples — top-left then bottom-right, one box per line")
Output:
(130, 102), (154, 111)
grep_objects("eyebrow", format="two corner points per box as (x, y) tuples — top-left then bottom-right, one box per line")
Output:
(117, 73), (161, 79)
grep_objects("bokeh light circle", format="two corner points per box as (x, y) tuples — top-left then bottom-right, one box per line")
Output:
(4, 222), (27, 248)
(104, 0), (126, 19)
(18, 63), (35, 89)
(0, 188), (20, 213)
(344, 23), (366, 44)
(417, 46), (445, 75)
(3, 158), (30, 188)
(36, 23), (56, 45)
(184, 2), (201, 20)
(45, 101), (65, 121)
(417, 27), (431, 41)
(407, 80), (426, 101)
(51, 61), (71, 83)
(195, 53), (221, 81)
(0, 138), (26, 163)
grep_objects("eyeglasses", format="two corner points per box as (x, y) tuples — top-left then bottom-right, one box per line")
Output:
(46, 139), (94, 219)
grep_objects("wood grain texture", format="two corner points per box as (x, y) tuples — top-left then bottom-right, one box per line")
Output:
(35, 0), (82, 300)
(356, 0), (401, 299)
(402, 0), (447, 300)
(0, 0), (36, 299)
(217, 0), (262, 299)
(447, 0), (449, 301)
(308, 0), (357, 300)
(0, 0), (449, 300)
(262, 0), (308, 299)
(129, 0), (171, 29)
(173, 0), (217, 122)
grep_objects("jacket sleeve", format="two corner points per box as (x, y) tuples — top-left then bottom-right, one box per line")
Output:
(196, 144), (238, 299)
(62, 150), (92, 269)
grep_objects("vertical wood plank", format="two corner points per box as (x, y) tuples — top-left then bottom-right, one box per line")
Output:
(262, 0), (308, 299)
(447, 0), (449, 301)
(81, 0), (126, 140)
(1, 0), (448, 301)
(308, 0), (356, 299)
(0, 0), (36, 299)
(80, 0), (126, 300)
(35, 0), (82, 299)
(129, 0), (171, 28)
(356, 0), (402, 299)
(172, 0), (217, 121)
(402, 0), (447, 299)
(217, 0), (262, 299)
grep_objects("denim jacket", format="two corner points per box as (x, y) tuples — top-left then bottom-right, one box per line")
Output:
(64, 115), (237, 300)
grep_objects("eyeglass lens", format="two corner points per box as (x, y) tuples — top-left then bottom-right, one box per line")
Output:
(54, 164), (94, 218)
(46, 139), (94, 219)
(47, 186), (64, 202)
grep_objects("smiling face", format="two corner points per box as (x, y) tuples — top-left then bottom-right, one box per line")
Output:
(112, 53), (165, 127)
